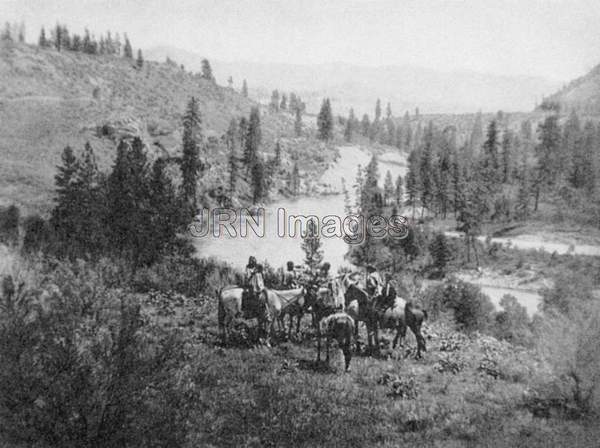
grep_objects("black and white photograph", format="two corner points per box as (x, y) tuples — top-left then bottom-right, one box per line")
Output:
(1, 0), (600, 446)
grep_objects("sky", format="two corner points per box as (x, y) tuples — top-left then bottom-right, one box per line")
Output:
(4, 0), (600, 82)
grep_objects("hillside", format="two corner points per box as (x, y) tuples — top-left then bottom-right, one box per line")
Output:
(146, 46), (561, 115)
(0, 42), (302, 213)
(538, 63), (600, 115)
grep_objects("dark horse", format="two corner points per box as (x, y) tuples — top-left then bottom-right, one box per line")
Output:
(338, 274), (428, 358)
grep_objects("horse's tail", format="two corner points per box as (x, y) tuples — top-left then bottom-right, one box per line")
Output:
(422, 308), (428, 321)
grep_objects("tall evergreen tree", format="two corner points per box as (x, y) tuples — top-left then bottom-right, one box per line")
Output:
(280, 93), (287, 110)
(269, 90), (280, 112)
(181, 97), (203, 216)
(51, 145), (80, 254)
(533, 115), (561, 210)
(136, 49), (144, 68)
(274, 140), (282, 167)
(244, 106), (262, 170)
(38, 27), (48, 47)
(344, 108), (356, 142)
(383, 170), (394, 206)
(405, 149), (420, 218)
(361, 114), (370, 137)
(251, 158), (266, 203)
(301, 219), (323, 273)
(201, 59), (215, 81)
(294, 107), (303, 137)
(317, 98), (334, 141)
(123, 33), (133, 58)
(226, 119), (239, 200)
(241, 79), (248, 97)
(395, 175), (404, 207)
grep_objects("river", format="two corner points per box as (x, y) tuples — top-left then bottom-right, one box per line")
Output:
(193, 145), (406, 271)
(193, 144), (600, 315)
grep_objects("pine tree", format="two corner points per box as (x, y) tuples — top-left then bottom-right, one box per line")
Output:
(429, 233), (452, 276)
(301, 219), (323, 273)
(226, 119), (238, 200)
(383, 170), (394, 206)
(290, 163), (300, 195)
(501, 129), (513, 183)
(480, 120), (501, 192)
(148, 158), (180, 262)
(515, 156), (531, 221)
(17, 22), (25, 43)
(274, 140), (282, 167)
(251, 158), (266, 203)
(123, 34), (133, 58)
(294, 107), (303, 137)
(359, 114), (370, 137)
(244, 106), (262, 170)
(38, 27), (47, 47)
(419, 122), (435, 216)
(469, 111), (484, 157)
(394, 175), (403, 207)
(405, 149), (420, 218)
(317, 98), (333, 141)
(375, 99), (382, 122)
(241, 79), (248, 97)
(201, 59), (215, 81)
(563, 110), (581, 188)
(344, 108), (356, 142)
(181, 97), (203, 216)
(533, 115), (561, 210)
(71, 34), (82, 51)
(136, 49), (144, 68)
(53, 23), (63, 51)
(51, 146), (80, 252)
(280, 93), (287, 110)
(269, 90), (280, 112)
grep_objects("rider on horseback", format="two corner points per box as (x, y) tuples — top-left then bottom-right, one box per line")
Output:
(282, 260), (298, 289)
(375, 272), (396, 314)
(366, 264), (383, 301)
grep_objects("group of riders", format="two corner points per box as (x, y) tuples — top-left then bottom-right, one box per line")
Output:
(242, 255), (397, 322)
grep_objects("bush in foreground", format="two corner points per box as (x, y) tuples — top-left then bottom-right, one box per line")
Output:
(0, 261), (193, 447)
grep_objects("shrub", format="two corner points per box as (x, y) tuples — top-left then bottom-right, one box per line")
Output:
(434, 352), (466, 374)
(0, 204), (19, 244)
(0, 261), (194, 447)
(378, 372), (420, 399)
(492, 294), (534, 346)
(422, 277), (494, 332)
(132, 255), (241, 297)
(540, 271), (594, 315)
(536, 301), (600, 414)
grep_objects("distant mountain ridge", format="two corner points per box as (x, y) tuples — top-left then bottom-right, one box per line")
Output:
(146, 46), (561, 115)
(538, 63), (600, 115)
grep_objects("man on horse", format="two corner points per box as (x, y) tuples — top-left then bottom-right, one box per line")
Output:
(282, 261), (298, 289)
(366, 264), (383, 302)
(375, 272), (396, 314)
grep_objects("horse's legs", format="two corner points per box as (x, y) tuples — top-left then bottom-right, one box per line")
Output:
(393, 321), (407, 349)
(411, 323), (426, 359)
(343, 342), (352, 372)
(354, 321), (360, 351)
(296, 313), (302, 336)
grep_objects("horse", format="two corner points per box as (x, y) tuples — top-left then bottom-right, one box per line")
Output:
(271, 287), (306, 340)
(218, 286), (284, 345)
(337, 274), (378, 352)
(375, 296), (428, 358)
(316, 312), (355, 372)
